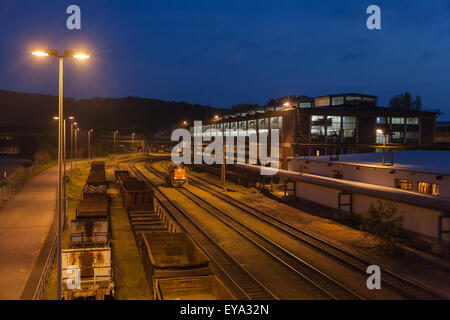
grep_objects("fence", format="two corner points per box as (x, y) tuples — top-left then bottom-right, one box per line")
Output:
(0, 162), (38, 206)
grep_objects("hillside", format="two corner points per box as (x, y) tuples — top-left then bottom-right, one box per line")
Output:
(0, 90), (221, 134)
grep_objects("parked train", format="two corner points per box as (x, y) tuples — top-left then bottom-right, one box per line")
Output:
(64, 161), (115, 300)
(168, 164), (187, 187)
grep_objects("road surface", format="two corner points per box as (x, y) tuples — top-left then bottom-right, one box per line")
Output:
(0, 166), (57, 299)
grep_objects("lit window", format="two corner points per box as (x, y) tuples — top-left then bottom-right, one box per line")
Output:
(432, 184), (440, 196)
(418, 182), (431, 194)
(346, 96), (362, 101)
(418, 182), (440, 196)
(406, 118), (419, 125)
(299, 102), (312, 108)
(395, 179), (413, 191)
(377, 117), (386, 124)
(332, 96), (344, 106)
(391, 117), (405, 124)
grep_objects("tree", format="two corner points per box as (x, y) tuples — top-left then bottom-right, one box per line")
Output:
(360, 200), (403, 254)
(265, 94), (312, 107)
(389, 92), (423, 110)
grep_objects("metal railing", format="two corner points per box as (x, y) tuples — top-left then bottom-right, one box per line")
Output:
(32, 230), (58, 300)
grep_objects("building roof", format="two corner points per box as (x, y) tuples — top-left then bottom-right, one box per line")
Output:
(296, 150), (450, 176)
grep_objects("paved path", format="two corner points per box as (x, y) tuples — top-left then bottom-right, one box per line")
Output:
(0, 166), (57, 299)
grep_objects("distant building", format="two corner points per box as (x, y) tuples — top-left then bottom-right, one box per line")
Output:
(286, 150), (450, 246)
(436, 121), (450, 144)
(192, 93), (438, 169)
(289, 151), (449, 199)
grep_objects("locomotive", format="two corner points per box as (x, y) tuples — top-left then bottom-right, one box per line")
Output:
(168, 164), (187, 187)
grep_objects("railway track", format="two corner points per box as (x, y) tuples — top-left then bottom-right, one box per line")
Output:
(130, 163), (277, 300)
(143, 160), (363, 300)
(182, 167), (445, 300)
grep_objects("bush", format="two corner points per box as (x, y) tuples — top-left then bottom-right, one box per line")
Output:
(360, 200), (404, 254)
(34, 149), (52, 165)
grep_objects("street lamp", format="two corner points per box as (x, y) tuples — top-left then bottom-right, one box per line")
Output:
(131, 132), (136, 152)
(88, 129), (94, 161)
(75, 128), (80, 168)
(70, 120), (77, 175)
(52, 115), (72, 230)
(376, 128), (394, 166)
(376, 129), (385, 146)
(33, 48), (90, 300)
(113, 130), (118, 154)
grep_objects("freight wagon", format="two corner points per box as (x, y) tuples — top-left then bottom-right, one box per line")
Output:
(76, 197), (109, 220)
(139, 232), (211, 298)
(119, 176), (154, 213)
(154, 275), (235, 300)
(62, 247), (115, 300)
(70, 219), (109, 247)
(114, 170), (130, 185)
(83, 184), (107, 199)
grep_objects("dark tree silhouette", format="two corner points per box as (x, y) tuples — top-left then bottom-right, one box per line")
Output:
(389, 92), (423, 110)
(265, 95), (312, 107)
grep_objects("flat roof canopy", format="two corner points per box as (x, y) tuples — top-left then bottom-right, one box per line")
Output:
(295, 150), (450, 176)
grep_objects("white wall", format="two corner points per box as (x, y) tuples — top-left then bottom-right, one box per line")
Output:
(292, 180), (449, 243)
(289, 159), (450, 198)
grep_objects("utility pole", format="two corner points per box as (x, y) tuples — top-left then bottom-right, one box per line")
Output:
(75, 128), (79, 168)
(63, 118), (67, 230)
(70, 121), (76, 175)
(57, 56), (63, 300)
(88, 129), (93, 162)
(221, 141), (227, 191)
(113, 130), (118, 154)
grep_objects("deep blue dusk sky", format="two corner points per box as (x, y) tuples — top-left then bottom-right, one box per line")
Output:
(0, 1), (449, 119)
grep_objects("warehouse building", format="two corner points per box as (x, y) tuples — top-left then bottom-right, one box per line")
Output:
(191, 93), (437, 169)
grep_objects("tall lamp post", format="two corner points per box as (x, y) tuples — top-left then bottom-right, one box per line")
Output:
(113, 130), (118, 154)
(69, 119), (76, 175)
(75, 127), (79, 168)
(131, 132), (135, 152)
(88, 129), (94, 161)
(377, 128), (394, 166)
(32, 48), (90, 300)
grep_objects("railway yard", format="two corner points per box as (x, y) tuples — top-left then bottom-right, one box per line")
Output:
(39, 154), (450, 300)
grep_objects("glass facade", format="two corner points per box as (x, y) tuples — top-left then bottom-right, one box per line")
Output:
(299, 102), (312, 108)
(342, 116), (356, 142)
(270, 116), (283, 130)
(248, 119), (256, 136)
(258, 118), (268, 134)
(326, 116), (341, 142)
(311, 115), (325, 143)
(377, 117), (386, 124)
(391, 117), (405, 124)
(406, 118), (419, 144)
(331, 96), (344, 106)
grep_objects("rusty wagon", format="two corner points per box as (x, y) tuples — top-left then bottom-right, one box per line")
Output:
(118, 176), (154, 212)
(61, 247), (114, 300)
(154, 275), (235, 300)
(139, 232), (211, 297)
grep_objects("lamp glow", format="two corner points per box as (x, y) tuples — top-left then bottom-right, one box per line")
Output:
(73, 53), (90, 59)
(32, 51), (49, 57)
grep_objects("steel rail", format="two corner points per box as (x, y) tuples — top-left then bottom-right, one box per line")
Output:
(131, 163), (277, 300)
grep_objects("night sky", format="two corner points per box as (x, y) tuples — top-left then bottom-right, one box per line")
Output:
(0, 1), (449, 119)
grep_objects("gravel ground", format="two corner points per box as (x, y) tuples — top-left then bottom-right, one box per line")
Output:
(183, 163), (450, 299)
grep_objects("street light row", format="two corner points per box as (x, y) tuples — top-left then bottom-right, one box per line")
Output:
(32, 47), (91, 300)
(182, 114), (220, 127)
